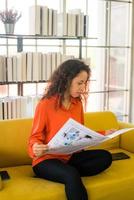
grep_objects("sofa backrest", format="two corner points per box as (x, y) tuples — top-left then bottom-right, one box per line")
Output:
(0, 118), (33, 168)
(0, 111), (119, 168)
(84, 111), (120, 150)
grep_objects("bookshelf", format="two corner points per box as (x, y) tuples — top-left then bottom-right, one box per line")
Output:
(0, 0), (94, 119)
(0, 34), (97, 84)
(0, 0), (132, 122)
(0, 33), (94, 120)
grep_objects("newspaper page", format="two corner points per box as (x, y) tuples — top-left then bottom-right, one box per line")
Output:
(47, 118), (134, 154)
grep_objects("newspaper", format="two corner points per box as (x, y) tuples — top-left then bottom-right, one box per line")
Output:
(47, 118), (134, 154)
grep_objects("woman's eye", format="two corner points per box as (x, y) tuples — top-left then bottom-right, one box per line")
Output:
(78, 82), (86, 86)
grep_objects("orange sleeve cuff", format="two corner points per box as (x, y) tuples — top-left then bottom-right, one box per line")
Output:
(97, 130), (106, 135)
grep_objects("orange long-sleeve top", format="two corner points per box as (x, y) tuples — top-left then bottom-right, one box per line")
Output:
(28, 95), (84, 167)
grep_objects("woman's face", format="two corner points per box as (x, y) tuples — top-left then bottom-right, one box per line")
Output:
(69, 71), (89, 98)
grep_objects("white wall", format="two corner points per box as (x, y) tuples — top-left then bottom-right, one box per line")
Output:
(130, 2), (134, 123)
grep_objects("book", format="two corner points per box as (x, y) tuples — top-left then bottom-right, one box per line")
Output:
(16, 54), (22, 82)
(41, 6), (49, 36)
(48, 9), (53, 36)
(48, 118), (134, 154)
(21, 52), (27, 82)
(52, 10), (57, 36)
(12, 56), (17, 82)
(84, 15), (89, 37)
(56, 52), (62, 68)
(3, 100), (8, 120)
(0, 100), (3, 120)
(0, 56), (6, 82)
(46, 53), (52, 80)
(42, 53), (47, 81)
(26, 52), (33, 81)
(16, 97), (21, 119)
(7, 57), (13, 82)
(29, 5), (41, 35)
(33, 52), (42, 81)
(7, 99), (12, 119)
(51, 52), (57, 73)
(11, 98), (17, 119)
(68, 9), (81, 36)
(57, 12), (67, 36)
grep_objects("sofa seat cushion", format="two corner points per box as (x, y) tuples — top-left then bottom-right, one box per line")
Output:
(86, 148), (134, 200)
(0, 165), (66, 200)
(0, 148), (134, 200)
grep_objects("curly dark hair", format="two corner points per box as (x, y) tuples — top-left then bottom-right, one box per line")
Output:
(42, 59), (91, 107)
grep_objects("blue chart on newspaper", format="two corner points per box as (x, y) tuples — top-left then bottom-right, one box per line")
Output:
(47, 118), (134, 154)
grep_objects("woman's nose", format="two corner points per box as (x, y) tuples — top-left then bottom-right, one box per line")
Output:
(80, 85), (85, 92)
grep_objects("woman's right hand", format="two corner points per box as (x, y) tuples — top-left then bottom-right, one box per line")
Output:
(33, 143), (49, 158)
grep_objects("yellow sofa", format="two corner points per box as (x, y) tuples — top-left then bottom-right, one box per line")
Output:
(0, 111), (134, 200)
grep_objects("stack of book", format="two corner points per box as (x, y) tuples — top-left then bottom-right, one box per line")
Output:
(0, 95), (41, 120)
(0, 52), (75, 83)
(29, 5), (89, 37)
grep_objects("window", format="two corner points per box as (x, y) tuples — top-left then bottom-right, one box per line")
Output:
(0, 0), (132, 122)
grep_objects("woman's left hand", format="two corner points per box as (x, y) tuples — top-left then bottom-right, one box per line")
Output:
(105, 129), (117, 135)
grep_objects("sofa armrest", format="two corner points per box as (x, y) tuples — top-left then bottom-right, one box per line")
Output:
(0, 176), (3, 190)
(118, 121), (134, 153)
(118, 121), (134, 129)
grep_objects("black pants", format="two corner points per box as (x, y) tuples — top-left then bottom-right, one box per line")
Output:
(33, 149), (112, 200)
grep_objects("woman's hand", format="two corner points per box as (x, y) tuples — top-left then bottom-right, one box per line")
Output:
(105, 129), (117, 136)
(33, 143), (49, 158)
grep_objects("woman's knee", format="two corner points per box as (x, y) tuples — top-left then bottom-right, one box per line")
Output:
(64, 166), (81, 183)
(99, 149), (112, 167)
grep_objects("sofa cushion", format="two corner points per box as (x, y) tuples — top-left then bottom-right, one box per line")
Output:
(0, 165), (66, 200)
(120, 129), (134, 153)
(0, 148), (134, 200)
(85, 149), (134, 200)
(0, 118), (32, 168)
(84, 111), (119, 131)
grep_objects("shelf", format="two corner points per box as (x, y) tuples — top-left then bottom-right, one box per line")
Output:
(89, 89), (129, 94)
(0, 80), (48, 85)
(0, 34), (97, 40)
(102, 0), (132, 3)
(0, 33), (97, 53)
(0, 79), (96, 85)
(0, 34), (98, 53)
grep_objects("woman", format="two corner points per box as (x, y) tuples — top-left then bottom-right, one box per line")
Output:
(28, 59), (112, 200)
